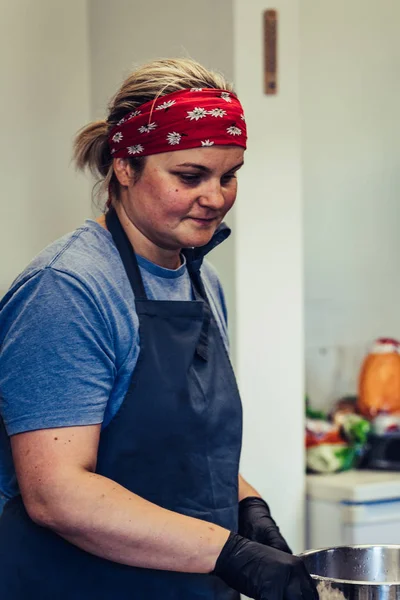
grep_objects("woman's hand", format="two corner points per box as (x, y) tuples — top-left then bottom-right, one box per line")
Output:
(238, 496), (292, 554)
(214, 532), (318, 600)
(238, 474), (292, 553)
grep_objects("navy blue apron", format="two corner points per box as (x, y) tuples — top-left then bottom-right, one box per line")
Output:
(0, 209), (243, 599)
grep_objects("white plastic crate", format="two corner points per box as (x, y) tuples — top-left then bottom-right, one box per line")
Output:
(306, 470), (400, 549)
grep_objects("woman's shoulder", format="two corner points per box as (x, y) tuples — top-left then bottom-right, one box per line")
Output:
(201, 259), (228, 331)
(1, 220), (137, 362)
(3, 220), (131, 312)
(14, 220), (120, 286)
(201, 259), (225, 296)
(200, 259), (222, 290)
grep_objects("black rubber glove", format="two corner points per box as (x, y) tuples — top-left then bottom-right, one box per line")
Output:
(239, 496), (293, 554)
(214, 532), (318, 600)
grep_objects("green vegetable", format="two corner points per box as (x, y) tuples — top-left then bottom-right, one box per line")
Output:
(341, 414), (371, 444)
(305, 406), (328, 421)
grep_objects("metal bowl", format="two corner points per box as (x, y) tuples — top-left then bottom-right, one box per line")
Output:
(300, 546), (400, 600)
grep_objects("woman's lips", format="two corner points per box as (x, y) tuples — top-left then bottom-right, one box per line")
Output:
(187, 216), (216, 225)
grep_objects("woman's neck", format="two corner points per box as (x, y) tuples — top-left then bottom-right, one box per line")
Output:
(96, 206), (181, 270)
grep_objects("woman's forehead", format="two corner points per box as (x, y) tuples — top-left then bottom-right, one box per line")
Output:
(150, 146), (245, 169)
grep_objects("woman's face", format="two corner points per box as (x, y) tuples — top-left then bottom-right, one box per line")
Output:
(115, 145), (244, 259)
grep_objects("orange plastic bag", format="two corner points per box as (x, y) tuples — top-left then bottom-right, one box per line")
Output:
(358, 338), (400, 418)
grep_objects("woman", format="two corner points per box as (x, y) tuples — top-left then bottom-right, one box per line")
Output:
(0, 58), (317, 600)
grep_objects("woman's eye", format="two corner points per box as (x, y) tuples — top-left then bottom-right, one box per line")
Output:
(221, 174), (237, 185)
(177, 174), (202, 185)
(174, 172), (237, 186)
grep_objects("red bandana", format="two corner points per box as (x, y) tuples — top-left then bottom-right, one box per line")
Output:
(108, 88), (247, 158)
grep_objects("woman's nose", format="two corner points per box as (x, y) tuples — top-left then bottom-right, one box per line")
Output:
(198, 182), (225, 210)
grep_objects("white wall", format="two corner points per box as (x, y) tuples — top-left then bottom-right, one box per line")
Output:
(0, 0), (91, 293)
(301, 1), (400, 410)
(234, 0), (305, 551)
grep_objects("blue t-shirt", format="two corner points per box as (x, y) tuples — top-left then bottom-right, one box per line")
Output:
(0, 220), (229, 508)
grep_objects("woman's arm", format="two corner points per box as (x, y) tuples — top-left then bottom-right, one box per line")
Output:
(11, 424), (229, 573)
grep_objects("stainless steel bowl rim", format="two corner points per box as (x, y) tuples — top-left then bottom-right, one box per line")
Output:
(299, 545), (400, 587)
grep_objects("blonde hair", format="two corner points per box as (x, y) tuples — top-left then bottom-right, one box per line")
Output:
(73, 58), (233, 204)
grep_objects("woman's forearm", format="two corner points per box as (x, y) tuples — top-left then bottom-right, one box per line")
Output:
(31, 469), (230, 573)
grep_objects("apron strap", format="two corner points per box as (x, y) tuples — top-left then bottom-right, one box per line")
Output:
(105, 208), (147, 301)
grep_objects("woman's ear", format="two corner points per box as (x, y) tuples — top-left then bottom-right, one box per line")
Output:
(113, 158), (135, 187)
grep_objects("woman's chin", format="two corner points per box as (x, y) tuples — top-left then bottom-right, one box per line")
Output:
(178, 220), (218, 248)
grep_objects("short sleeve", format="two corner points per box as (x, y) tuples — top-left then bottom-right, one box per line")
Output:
(0, 268), (116, 435)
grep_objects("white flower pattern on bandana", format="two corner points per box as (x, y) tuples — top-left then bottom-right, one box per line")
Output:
(201, 140), (214, 147)
(138, 122), (158, 134)
(227, 125), (241, 136)
(186, 107), (208, 121)
(167, 132), (181, 145)
(190, 88), (203, 92)
(117, 110), (141, 126)
(112, 132), (123, 143)
(208, 108), (227, 118)
(221, 92), (232, 103)
(155, 100), (176, 110)
(128, 144), (144, 155)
